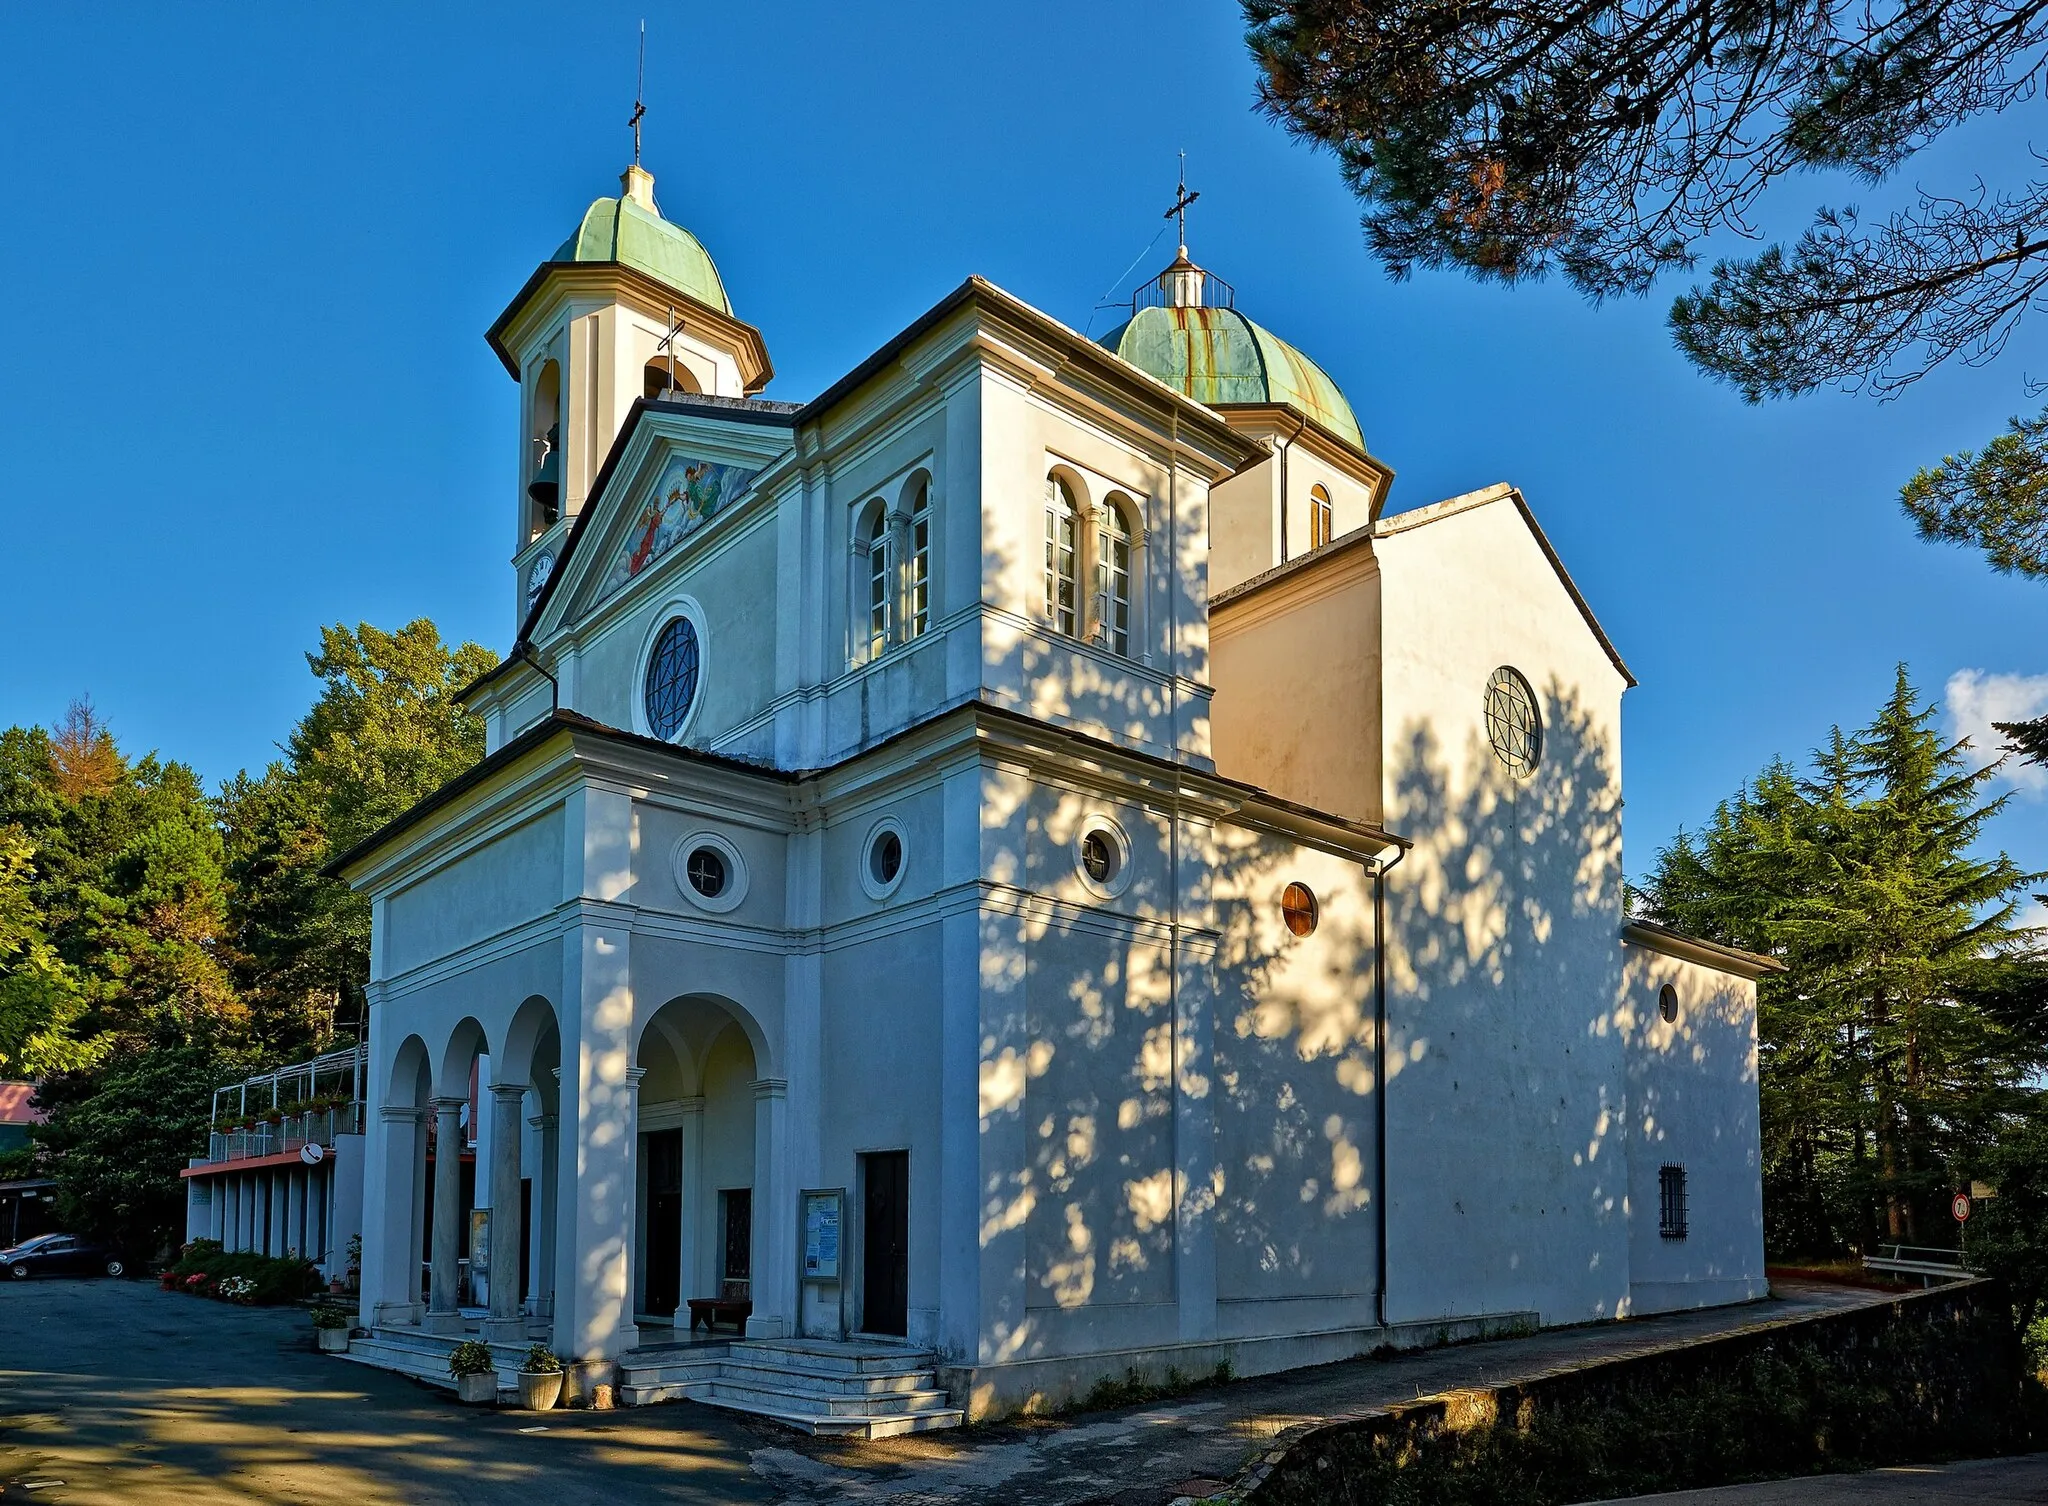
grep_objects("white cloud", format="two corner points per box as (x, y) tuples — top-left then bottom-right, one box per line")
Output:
(1946, 669), (2048, 796)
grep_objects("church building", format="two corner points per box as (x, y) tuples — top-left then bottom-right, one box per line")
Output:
(331, 162), (1773, 1430)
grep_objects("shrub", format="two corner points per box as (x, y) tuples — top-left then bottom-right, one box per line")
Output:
(216, 1275), (256, 1303)
(520, 1344), (563, 1374)
(311, 1305), (351, 1331)
(448, 1340), (495, 1379)
(167, 1241), (318, 1305)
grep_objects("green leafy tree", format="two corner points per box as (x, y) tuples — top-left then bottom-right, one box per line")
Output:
(219, 619), (496, 1046)
(1639, 668), (2047, 1251)
(1900, 406), (2048, 582)
(32, 1039), (252, 1254)
(1966, 1113), (2048, 1367)
(0, 825), (96, 1078)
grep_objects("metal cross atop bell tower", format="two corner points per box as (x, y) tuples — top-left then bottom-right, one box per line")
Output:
(629, 20), (647, 165)
(1164, 152), (1200, 258)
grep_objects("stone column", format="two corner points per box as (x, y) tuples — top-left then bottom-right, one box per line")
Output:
(483, 1082), (529, 1342)
(530, 1109), (558, 1320)
(671, 1096), (705, 1330)
(425, 1096), (466, 1334)
(747, 1077), (792, 1339)
(368, 1105), (425, 1325)
(286, 1169), (305, 1260)
(208, 1176), (225, 1242)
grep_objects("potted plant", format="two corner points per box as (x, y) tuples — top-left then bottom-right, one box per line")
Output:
(448, 1340), (497, 1404)
(515, 1344), (564, 1411)
(312, 1305), (351, 1352)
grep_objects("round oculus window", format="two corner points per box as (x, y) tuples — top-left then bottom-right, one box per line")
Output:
(1281, 882), (1319, 937)
(1659, 983), (1679, 1024)
(868, 828), (903, 887)
(684, 845), (728, 899)
(1484, 666), (1542, 777)
(1080, 829), (1121, 885)
(645, 616), (702, 739)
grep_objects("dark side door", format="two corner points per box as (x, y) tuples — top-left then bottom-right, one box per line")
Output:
(862, 1151), (909, 1337)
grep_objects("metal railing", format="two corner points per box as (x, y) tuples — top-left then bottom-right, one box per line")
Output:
(1862, 1243), (1977, 1282)
(205, 1101), (363, 1164)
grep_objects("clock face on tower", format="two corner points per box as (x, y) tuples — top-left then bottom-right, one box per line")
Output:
(526, 552), (556, 616)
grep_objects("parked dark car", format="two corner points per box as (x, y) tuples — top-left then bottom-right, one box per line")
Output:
(1, 1232), (127, 1279)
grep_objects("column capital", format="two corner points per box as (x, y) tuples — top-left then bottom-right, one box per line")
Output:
(489, 1081), (531, 1101)
(528, 1112), (559, 1129)
(751, 1076), (789, 1101)
(378, 1105), (425, 1125)
(677, 1095), (706, 1117)
(429, 1095), (467, 1111)
(624, 1066), (649, 1086)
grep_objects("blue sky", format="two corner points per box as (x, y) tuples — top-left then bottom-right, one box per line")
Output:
(3, 2), (2045, 894)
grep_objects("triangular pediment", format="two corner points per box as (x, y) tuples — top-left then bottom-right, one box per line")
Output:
(528, 403), (796, 642)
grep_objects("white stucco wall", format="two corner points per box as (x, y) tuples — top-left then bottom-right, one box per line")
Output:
(1373, 488), (1633, 1327)
(1620, 938), (1769, 1314)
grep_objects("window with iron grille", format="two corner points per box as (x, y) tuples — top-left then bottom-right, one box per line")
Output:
(1659, 1164), (1688, 1239)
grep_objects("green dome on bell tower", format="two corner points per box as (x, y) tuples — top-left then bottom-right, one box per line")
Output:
(553, 164), (732, 316)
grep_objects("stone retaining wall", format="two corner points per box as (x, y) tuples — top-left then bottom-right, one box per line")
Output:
(1244, 1281), (2040, 1505)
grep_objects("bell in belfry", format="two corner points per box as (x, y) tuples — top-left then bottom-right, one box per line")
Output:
(528, 423), (562, 521)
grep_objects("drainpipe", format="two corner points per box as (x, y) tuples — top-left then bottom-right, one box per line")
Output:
(516, 640), (560, 715)
(1372, 841), (1406, 1330)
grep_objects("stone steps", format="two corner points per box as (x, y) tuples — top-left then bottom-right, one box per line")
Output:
(336, 1326), (534, 1395)
(616, 1337), (963, 1437)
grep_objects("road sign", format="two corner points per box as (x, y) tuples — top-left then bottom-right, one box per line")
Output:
(1952, 1191), (1972, 1223)
(299, 1141), (325, 1166)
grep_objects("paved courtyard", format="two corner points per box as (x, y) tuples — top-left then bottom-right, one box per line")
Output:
(0, 1277), (2022, 1505)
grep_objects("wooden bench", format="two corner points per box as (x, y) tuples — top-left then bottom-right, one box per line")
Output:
(685, 1296), (752, 1334)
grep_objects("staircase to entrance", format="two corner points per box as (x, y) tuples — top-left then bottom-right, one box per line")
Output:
(616, 1336), (962, 1437)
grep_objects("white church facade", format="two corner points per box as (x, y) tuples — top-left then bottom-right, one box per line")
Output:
(331, 163), (1773, 1424)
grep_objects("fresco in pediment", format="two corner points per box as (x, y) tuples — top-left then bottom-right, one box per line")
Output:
(600, 454), (760, 604)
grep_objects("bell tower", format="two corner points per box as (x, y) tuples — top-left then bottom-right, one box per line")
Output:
(486, 164), (775, 630)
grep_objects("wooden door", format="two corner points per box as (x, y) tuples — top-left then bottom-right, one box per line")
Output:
(642, 1129), (682, 1315)
(862, 1151), (909, 1337)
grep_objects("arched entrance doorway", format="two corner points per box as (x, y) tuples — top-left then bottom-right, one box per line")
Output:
(635, 996), (765, 1332)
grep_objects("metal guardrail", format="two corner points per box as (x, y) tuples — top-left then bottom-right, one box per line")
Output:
(205, 1102), (363, 1164)
(1862, 1243), (1977, 1281)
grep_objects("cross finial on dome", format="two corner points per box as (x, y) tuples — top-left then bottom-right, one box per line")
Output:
(1164, 151), (1200, 260)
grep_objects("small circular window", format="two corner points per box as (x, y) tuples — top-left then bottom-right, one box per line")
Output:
(869, 829), (902, 886)
(1281, 882), (1319, 937)
(645, 616), (702, 740)
(1081, 830), (1119, 884)
(685, 845), (727, 899)
(1484, 666), (1541, 777)
(1659, 983), (1679, 1024)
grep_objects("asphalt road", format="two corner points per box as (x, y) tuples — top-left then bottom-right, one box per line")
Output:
(1595, 1454), (2048, 1502)
(0, 1277), (785, 1505)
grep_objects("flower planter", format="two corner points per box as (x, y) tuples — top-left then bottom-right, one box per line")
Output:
(317, 1328), (350, 1353)
(516, 1370), (563, 1411)
(455, 1371), (497, 1404)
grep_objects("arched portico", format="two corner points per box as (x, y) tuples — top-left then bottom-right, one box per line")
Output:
(635, 994), (782, 1335)
(368, 1034), (432, 1326)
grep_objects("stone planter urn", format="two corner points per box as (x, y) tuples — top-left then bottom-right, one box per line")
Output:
(317, 1328), (350, 1353)
(516, 1370), (564, 1411)
(455, 1372), (498, 1405)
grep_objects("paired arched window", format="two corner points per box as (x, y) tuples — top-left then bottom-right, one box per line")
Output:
(1097, 499), (1134, 656)
(1045, 470), (1141, 656)
(1044, 474), (1080, 637)
(855, 472), (935, 664)
(863, 503), (892, 660)
(1309, 484), (1333, 551)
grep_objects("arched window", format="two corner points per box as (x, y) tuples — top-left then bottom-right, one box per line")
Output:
(1045, 474), (1079, 636)
(644, 356), (701, 400)
(1309, 484), (1333, 550)
(905, 476), (931, 641)
(528, 360), (562, 539)
(862, 502), (891, 660)
(1097, 498), (1134, 655)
